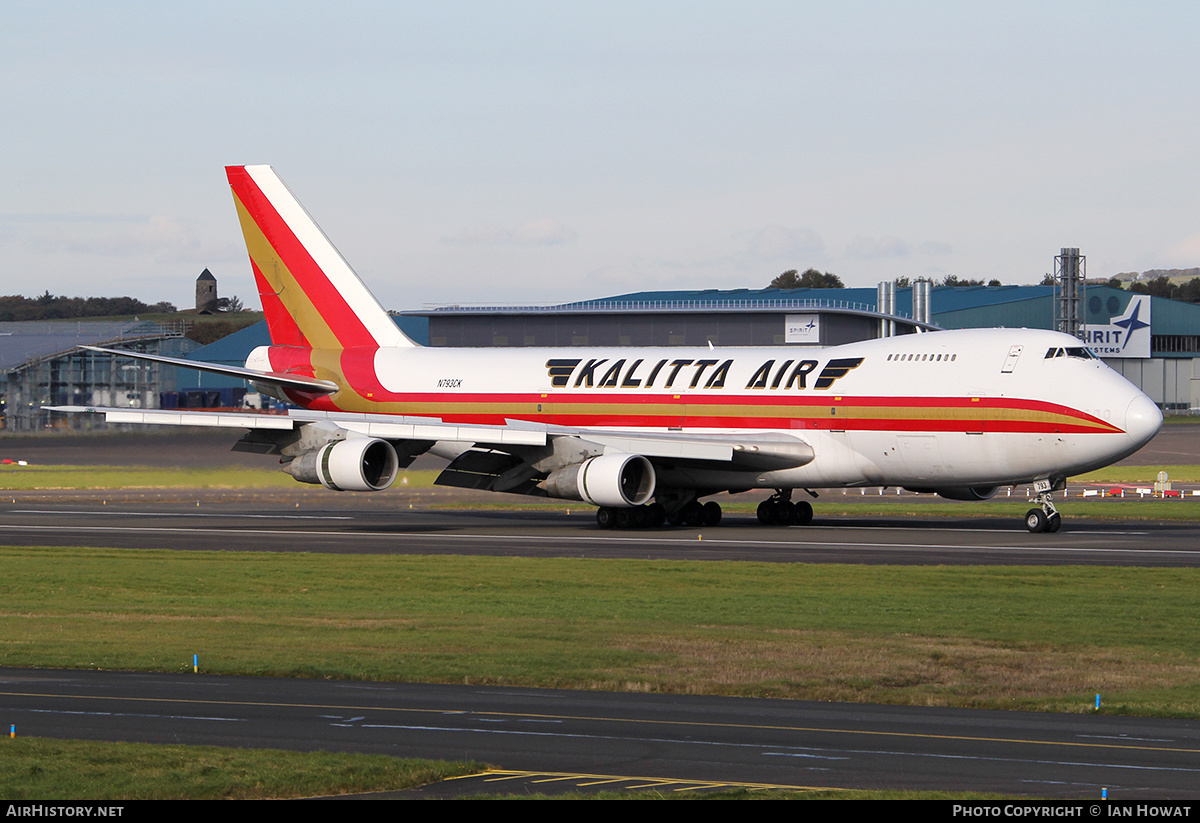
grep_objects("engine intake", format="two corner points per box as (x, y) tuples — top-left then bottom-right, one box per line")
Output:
(286, 437), (399, 492)
(544, 453), (656, 507)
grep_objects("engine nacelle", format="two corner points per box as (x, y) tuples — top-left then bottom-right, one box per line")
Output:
(285, 437), (399, 492)
(926, 485), (1001, 501)
(543, 453), (656, 507)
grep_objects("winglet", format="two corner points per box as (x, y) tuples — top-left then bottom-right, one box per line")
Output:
(225, 165), (414, 350)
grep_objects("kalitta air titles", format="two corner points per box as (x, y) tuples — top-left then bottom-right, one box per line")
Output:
(546, 356), (864, 391)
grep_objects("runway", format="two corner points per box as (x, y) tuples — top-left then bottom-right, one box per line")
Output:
(4, 666), (1199, 798)
(3, 496), (1200, 566)
(4, 428), (1199, 797)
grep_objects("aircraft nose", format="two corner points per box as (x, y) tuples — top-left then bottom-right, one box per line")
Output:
(1124, 392), (1163, 448)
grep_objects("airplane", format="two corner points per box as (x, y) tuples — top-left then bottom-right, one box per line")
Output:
(51, 165), (1163, 534)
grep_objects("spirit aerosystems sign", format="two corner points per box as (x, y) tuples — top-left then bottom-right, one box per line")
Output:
(785, 314), (821, 344)
(1085, 295), (1151, 358)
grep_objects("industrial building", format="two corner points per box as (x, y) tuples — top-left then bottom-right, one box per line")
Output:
(0, 319), (195, 431)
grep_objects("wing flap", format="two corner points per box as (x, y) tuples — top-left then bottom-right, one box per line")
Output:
(567, 430), (815, 470)
(46, 406), (297, 430)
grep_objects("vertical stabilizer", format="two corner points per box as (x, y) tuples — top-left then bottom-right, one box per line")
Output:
(226, 165), (413, 350)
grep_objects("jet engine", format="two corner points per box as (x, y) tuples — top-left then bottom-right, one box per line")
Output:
(285, 437), (399, 492)
(543, 453), (656, 507)
(927, 486), (1000, 501)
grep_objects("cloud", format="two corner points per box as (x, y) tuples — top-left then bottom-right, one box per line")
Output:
(1161, 232), (1200, 264)
(917, 240), (953, 256)
(1, 213), (200, 260)
(443, 218), (577, 248)
(845, 235), (912, 259)
(746, 225), (825, 260)
(512, 218), (577, 246)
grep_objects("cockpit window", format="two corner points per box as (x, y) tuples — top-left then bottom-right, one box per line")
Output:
(1045, 346), (1097, 360)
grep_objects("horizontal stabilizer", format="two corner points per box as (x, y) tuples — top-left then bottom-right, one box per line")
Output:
(79, 345), (340, 395)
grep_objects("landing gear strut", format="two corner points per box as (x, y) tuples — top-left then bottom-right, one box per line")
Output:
(1024, 481), (1062, 533)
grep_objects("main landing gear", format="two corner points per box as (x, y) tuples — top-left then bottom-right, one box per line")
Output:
(595, 489), (819, 530)
(755, 490), (813, 527)
(1024, 481), (1062, 533)
(594, 499), (723, 529)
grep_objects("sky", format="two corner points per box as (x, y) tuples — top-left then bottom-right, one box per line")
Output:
(3, 1), (1199, 313)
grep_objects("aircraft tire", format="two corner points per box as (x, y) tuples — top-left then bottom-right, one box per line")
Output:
(756, 500), (777, 525)
(702, 501), (722, 527)
(1046, 512), (1061, 533)
(596, 507), (616, 529)
(1025, 508), (1048, 533)
(680, 501), (704, 527)
(776, 500), (796, 525)
(792, 500), (814, 526)
(647, 502), (667, 528)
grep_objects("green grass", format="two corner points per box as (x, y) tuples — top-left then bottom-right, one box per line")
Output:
(0, 737), (481, 800)
(1075, 465), (1200, 483)
(0, 464), (296, 490)
(0, 465), (442, 490)
(3, 547), (1199, 715)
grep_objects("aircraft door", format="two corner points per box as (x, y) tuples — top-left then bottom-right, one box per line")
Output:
(1001, 345), (1023, 373)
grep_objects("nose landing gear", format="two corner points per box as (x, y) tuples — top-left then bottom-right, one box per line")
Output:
(1024, 479), (1062, 533)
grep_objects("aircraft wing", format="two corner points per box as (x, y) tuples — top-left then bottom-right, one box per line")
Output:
(43, 405), (550, 447)
(46, 404), (813, 497)
(45, 404), (813, 462)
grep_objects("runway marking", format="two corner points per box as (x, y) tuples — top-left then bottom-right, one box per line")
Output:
(4, 523), (1196, 557)
(24, 708), (245, 722)
(11, 509), (353, 521)
(357, 720), (1200, 776)
(450, 769), (829, 793)
(5, 688), (1199, 759)
(4, 508), (1152, 535)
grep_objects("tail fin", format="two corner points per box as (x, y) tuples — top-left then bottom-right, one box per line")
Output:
(226, 165), (414, 350)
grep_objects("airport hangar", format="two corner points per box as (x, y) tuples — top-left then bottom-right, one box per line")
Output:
(174, 280), (1200, 412)
(0, 319), (196, 431)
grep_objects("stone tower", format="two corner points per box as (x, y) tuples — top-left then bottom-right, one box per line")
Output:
(196, 268), (218, 313)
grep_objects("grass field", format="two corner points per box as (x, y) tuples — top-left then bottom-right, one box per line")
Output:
(3, 546), (1199, 716)
(0, 738), (480, 800)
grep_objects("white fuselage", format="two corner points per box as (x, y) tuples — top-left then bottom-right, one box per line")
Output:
(297, 326), (1162, 491)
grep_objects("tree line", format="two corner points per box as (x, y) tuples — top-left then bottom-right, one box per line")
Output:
(768, 269), (1002, 289)
(0, 291), (177, 322)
